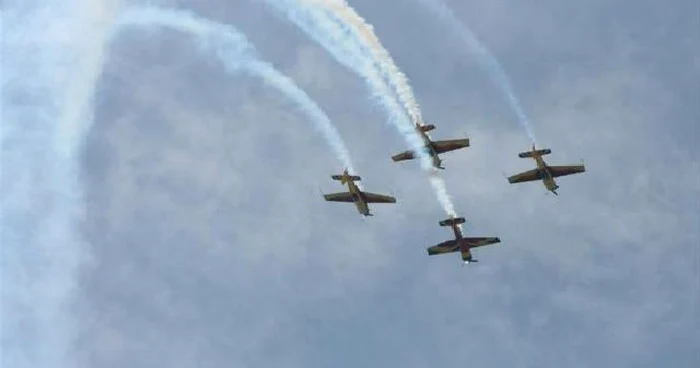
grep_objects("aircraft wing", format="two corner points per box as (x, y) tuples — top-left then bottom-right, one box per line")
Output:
(427, 240), (460, 255)
(391, 150), (416, 162)
(507, 168), (543, 184)
(463, 237), (501, 249)
(362, 192), (397, 204)
(432, 138), (470, 154)
(548, 164), (585, 178)
(323, 192), (355, 202)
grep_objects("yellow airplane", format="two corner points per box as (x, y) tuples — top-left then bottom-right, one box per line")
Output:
(322, 169), (397, 216)
(507, 145), (586, 195)
(391, 121), (470, 169)
(426, 217), (501, 264)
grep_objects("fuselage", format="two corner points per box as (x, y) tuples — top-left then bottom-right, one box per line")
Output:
(451, 224), (463, 240)
(534, 155), (559, 193)
(418, 129), (442, 168)
(347, 180), (370, 216)
(453, 226), (474, 262)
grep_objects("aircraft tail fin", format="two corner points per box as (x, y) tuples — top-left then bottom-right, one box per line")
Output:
(439, 217), (466, 227)
(518, 147), (551, 158)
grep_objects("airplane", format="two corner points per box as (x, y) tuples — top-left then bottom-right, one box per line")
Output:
(322, 169), (397, 216)
(391, 121), (470, 169)
(507, 144), (586, 195)
(426, 216), (501, 264)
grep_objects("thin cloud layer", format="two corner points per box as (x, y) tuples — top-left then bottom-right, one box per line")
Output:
(18, 0), (697, 367)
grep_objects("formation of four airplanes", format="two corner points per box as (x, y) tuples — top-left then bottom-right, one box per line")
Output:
(321, 120), (587, 264)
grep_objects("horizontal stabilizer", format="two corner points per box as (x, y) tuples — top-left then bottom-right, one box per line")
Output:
(439, 217), (466, 227)
(418, 123), (436, 132)
(331, 174), (361, 181)
(518, 148), (551, 158)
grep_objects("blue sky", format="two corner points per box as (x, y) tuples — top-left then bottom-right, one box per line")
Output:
(4, 0), (699, 367)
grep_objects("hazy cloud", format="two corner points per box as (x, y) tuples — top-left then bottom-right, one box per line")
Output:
(66, 0), (700, 367)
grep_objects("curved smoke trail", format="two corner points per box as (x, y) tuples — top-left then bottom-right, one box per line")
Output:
(261, 0), (459, 217)
(2, 1), (121, 367)
(307, 0), (424, 130)
(414, 0), (538, 144)
(2, 2), (356, 366)
(116, 6), (359, 181)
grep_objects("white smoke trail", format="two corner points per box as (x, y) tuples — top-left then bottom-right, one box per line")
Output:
(1, 3), (359, 365)
(116, 6), (359, 181)
(260, 0), (458, 217)
(300, 0), (461, 219)
(2, 1), (121, 367)
(414, 0), (538, 144)
(304, 0), (425, 129)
